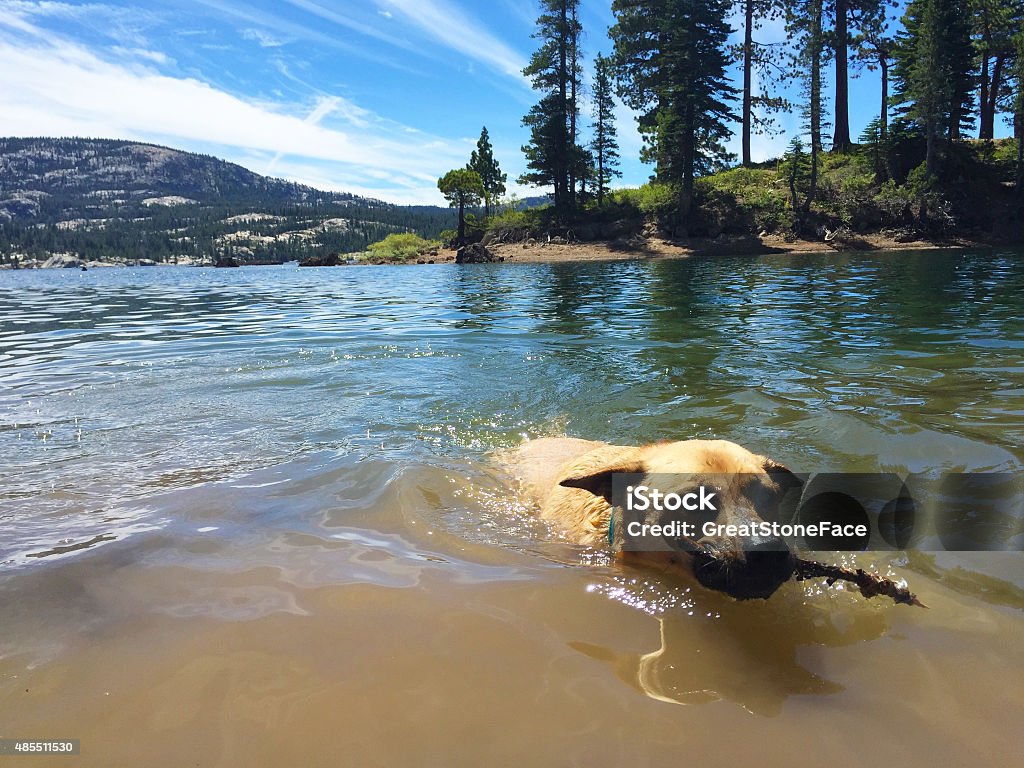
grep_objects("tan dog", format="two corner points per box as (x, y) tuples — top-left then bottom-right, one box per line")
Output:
(500, 437), (802, 599)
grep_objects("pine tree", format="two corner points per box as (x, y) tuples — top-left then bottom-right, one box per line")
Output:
(781, 137), (812, 213)
(437, 169), (484, 246)
(829, 1), (885, 153)
(852, 3), (895, 145)
(733, 0), (790, 166)
(1014, 29), (1024, 191)
(468, 127), (506, 218)
(974, 0), (1023, 140)
(520, 0), (584, 212)
(590, 54), (622, 206)
(892, 0), (976, 177)
(610, 0), (737, 222)
(787, 0), (829, 210)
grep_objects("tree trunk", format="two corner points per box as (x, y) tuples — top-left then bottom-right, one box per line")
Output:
(806, 2), (822, 212)
(559, 0), (572, 211)
(925, 122), (937, 178)
(880, 56), (889, 141)
(832, 0), (852, 152)
(742, 0), (753, 166)
(458, 200), (466, 245)
(980, 54), (992, 140)
(1016, 109), (1023, 193)
(681, 103), (695, 224)
(984, 55), (1005, 141)
(880, 56), (896, 182)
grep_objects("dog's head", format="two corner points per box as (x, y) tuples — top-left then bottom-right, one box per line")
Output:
(559, 440), (802, 600)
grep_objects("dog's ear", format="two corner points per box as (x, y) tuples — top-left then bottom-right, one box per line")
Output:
(762, 457), (803, 496)
(559, 458), (646, 502)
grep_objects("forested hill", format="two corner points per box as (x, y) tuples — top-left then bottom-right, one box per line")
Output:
(0, 137), (456, 264)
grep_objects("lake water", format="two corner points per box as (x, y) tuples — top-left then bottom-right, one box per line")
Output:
(1, 251), (1023, 766)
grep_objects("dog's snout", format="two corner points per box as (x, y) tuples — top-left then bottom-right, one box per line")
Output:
(745, 535), (790, 555)
(692, 536), (795, 600)
(744, 538), (795, 579)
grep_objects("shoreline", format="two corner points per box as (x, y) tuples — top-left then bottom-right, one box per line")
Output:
(3, 233), (1015, 270)
(468, 231), (1008, 264)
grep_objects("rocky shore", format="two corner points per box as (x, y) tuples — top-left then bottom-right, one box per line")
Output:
(3, 230), (1005, 271)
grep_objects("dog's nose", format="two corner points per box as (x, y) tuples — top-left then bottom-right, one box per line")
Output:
(744, 538), (795, 581)
(692, 537), (795, 600)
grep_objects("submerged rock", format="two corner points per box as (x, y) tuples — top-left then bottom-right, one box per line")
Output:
(298, 252), (342, 267)
(455, 243), (497, 264)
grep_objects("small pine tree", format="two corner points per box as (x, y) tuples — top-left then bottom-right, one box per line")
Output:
(468, 127), (507, 218)
(437, 169), (484, 246)
(590, 53), (621, 206)
(781, 137), (812, 213)
(858, 118), (889, 181)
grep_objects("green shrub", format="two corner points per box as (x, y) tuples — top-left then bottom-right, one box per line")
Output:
(701, 166), (778, 200)
(818, 163), (879, 227)
(610, 182), (677, 216)
(365, 232), (438, 261)
(486, 207), (529, 231)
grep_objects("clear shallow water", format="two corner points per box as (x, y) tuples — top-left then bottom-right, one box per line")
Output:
(1, 252), (1023, 766)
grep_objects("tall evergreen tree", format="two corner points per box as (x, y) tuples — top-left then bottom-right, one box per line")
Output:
(468, 127), (506, 218)
(1015, 29), (1024, 191)
(892, 0), (976, 176)
(590, 53), (622, 206)
(519, 0), (584, 212)
(787, 0), (829, 210)
(852, 2), (896, 144)
(610, 0), (737, 221)
(733, 0), (790, 166)
(974, 0), (1022, 140)
(823, 0), (886, 153)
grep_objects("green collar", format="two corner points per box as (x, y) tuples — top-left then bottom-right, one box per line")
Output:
(608, 511), (615, 548)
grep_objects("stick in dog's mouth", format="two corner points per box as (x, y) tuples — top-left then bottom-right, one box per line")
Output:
(792, 557), (928, 608)
(678, 535), (926, 608)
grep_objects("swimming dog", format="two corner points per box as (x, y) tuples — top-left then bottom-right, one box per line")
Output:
(500, 437), (802, 599)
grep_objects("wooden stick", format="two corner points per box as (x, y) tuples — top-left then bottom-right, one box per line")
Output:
(794, 557), (928, 608)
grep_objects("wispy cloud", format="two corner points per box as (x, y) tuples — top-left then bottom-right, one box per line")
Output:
(377, 0), (527, 79)
(192, 0), (420, 74)
(1, 0), (161, 46)
(0, 16), (472, 203)
(241, 28), (285, 48)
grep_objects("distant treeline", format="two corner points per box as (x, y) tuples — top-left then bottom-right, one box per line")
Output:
(0, 137), (456, 264)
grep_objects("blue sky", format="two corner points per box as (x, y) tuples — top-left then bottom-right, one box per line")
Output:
(0, 1), (1012, 205)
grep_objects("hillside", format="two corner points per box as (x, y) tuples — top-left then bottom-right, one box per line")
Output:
(0, 137), (456, 265)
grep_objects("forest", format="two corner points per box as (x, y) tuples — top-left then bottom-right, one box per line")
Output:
(440, 0), (1023, 246)
(0, 137), (456, 265)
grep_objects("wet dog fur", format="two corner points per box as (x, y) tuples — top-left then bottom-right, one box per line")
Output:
(499, 437), (802, 599)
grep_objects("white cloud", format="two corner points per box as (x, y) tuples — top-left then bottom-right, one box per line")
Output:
(377, 0), (527, 79)
(241, 28), (285, 48)
(0, 19), (471, 204)
(0, 0), (160, 46)
(110, 46), (171, 65)
(193, 0), (420, 73)
(281, 0), (424, 57)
